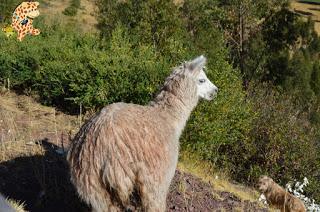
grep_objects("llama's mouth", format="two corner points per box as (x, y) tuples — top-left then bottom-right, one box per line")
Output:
(208, 92), (217, 100)
(258, 185), (265, 192)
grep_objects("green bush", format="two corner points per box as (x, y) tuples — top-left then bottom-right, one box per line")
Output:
(245, 86), (320, 200)
(0, 22), (171, 112)
(181, 61), (254, 171)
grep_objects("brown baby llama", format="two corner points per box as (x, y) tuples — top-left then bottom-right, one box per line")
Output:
(67, 56), (218, 212)
(258, 176), (306, 212)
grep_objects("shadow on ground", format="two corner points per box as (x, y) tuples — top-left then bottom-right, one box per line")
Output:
(0, 139), (89, 212)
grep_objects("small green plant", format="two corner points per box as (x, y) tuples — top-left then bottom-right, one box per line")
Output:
(63, 6), (78, 16)
(63, 0), (81, 16)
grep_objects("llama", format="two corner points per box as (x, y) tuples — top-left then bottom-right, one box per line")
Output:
(67, 55), (218, 212)
(258, 176), (306, 212)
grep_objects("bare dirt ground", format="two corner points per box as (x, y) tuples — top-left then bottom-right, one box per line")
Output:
(291, 0), (320, 35)
(168, 171), (268, 212)
(0, 92), (269, 211)
(79, 0), (98, 32)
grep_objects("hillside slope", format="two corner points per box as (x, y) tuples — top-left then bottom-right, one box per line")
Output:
(0, 91), (268, 211)
(40, 0), (98, 32)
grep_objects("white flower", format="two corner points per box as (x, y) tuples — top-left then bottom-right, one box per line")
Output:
(303, 177), (309, 185)
(259, 194), (268, 205)
(287, 177), (320, 211)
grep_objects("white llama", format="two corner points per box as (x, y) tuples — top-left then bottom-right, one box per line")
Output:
(67, 55), (218, 212)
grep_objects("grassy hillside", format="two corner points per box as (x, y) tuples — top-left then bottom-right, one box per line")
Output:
(1, 0), (320, 210)
(36, 0), (97, 32)
(0, 91), (268, 211)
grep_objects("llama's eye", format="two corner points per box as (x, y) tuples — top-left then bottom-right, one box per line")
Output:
(199, 79), (206, 83)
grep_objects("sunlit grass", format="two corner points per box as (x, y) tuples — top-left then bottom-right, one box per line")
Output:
(178, 151), (263, 204)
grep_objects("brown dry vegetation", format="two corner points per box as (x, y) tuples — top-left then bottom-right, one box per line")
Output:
(0, 91), (269, 211)
(40, 0), (98, 32)
(291, 0), (320, 34)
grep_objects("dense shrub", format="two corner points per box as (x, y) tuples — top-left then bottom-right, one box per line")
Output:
(181, 62), (253, 170)
(0, 23), (171, 112)
(245, 86), (319, 200)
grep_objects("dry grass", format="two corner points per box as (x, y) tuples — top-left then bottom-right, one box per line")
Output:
(291, 0), (320, 35)
(178, 151), (281, 211)
(0, 91), (78, 191)
(7, 198), (27, 212)
(39, 0), (98, 33)
(79, 0), (98, 32)
(178, 151), (263, 204)
(0, 91), (86, 211)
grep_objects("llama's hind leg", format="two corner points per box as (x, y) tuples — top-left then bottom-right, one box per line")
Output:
(86, 189), (122, 212)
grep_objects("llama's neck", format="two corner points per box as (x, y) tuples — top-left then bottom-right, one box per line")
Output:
(150, 87), (198, 133)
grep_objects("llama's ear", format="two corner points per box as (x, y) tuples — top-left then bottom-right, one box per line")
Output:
(188, 55), (207, 73)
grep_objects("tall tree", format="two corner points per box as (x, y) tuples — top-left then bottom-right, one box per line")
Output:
(219, 0), (288, 86)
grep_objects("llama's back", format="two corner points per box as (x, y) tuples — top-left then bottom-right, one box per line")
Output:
(67, 102), (177, 211)
(287, 193), (306, 212)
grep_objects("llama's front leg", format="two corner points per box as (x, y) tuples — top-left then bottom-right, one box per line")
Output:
(141, 192), (167, 212)
(137, 165), (170, 211)
(139, 182), (167, 212)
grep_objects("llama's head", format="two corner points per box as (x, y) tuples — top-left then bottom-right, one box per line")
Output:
(156, 55), (218, 107)
(185, 55), (218, 101)
(258, 176), (273, 193)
